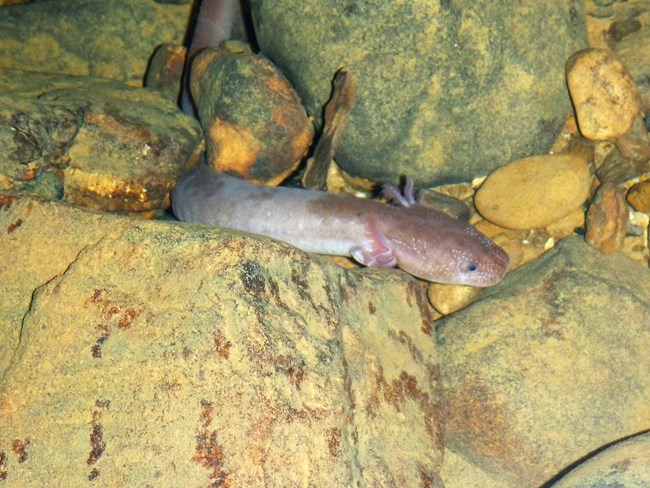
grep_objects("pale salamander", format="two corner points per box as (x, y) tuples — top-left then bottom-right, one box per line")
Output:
(171, 164), (510, 286)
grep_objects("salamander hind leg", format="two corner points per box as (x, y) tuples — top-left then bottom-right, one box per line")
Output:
(381, 177), (425, 207)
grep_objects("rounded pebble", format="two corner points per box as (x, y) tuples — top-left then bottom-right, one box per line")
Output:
(566, 48), (639, 140)
(475, 153), (592, 230)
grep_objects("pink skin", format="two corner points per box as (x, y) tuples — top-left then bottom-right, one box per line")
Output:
(181, 0), (238, 114)
(172, 164), (510, 286)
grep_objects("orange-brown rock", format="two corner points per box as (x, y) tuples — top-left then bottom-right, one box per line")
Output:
(144, 43), (187, 105)
(585, 182), (629, 255)
(191, 45), (314, 185)
(627, 179), (650, 213)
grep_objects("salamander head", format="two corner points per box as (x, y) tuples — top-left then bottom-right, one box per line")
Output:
(378, 208), (510, 286)
(438, 227), (510, 286)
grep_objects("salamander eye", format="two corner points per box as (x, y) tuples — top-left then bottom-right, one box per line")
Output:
(466, 262), (477, 272)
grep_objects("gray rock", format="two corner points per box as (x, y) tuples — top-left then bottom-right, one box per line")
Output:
(436, 237), (650, 485)
(250, 0), (588, 185)
(0, 0), (190, 85)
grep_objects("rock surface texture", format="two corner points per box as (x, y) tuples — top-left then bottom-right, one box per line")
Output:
(0, 0), (190, 85)
(0, 192), (444, 487)
(437, 238), (650, 486)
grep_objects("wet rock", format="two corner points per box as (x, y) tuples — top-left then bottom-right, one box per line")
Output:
(596, 144), (644, 185)
(145, 43), (188, 105)
(0, 70), (203, 214)
(566, 48), (640, 140)
(551, 431), (650, 488)
(0, 0), (190, 86)
(627, 179), (650, 212)
(249, 0), (587, 186)
(474, 153), (592, 230)
(615, 113), (650, 164)
(0, 192), (444, 486)
(427, 284), (480, 316)
(191, 45), (314, 184)
(623, 210), (650, 267)
(436, 237), (650, 486)
(585, 182), (629, 254)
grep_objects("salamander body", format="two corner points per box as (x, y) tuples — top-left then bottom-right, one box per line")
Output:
(172, 164), (510, 286)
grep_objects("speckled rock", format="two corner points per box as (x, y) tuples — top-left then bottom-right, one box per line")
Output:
(474, 153), (592, 230)
(551, 431), (650, 488)
(249, 0), (587, 186)
(436, 237), (650, 486)
(0, 70), (203, 214)
(0, 0), (190, 86)
(0, 192), (444, 487)
(566, 48), (640, 140)
(191, 46), (314, 184)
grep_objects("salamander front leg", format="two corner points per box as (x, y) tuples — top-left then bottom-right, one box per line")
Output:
(350, 222), (397, 268)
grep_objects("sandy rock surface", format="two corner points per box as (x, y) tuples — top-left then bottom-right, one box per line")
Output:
(0, 192), (444, 487)
(550, 431), (650, 488)
(437, 237), (650, 486)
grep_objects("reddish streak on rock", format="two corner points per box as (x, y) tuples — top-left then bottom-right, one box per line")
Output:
(200, 400), (214, 428)
(7, 218), (22, 233)
(328, 428), (341, 457)
(88, 467), (101, 481)
(87, 412), (106, 465)
(11, 438), (30, 463)
(117, 308), (140, 330)
(192, 431), (231, 488)
(19, 168), (36, 181)
(0, 452), (6, 480)
(0, 195), (17, 209)
(213, 330), (232, 359)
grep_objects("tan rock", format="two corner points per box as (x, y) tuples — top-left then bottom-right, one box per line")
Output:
(437, 237), (650, 485)
(474, 153), (592, 230)
(427, 283), (480, 316)
(0, 192), (444, 487)
(566, 48), (639, 141)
